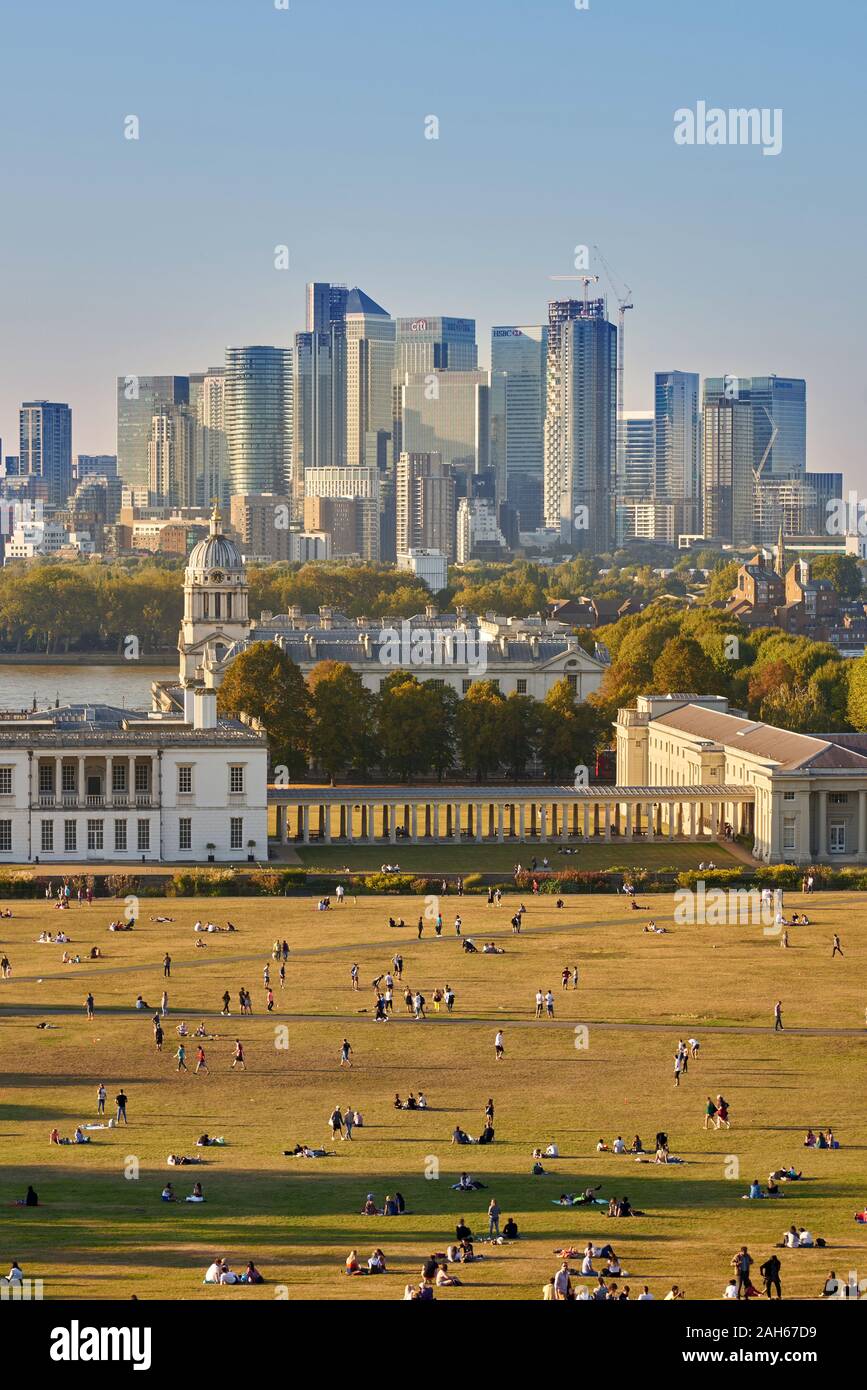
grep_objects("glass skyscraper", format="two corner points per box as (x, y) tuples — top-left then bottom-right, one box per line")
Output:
(490, 325), (546, 531)
(19, 400), (72, 506)
(116, 376), (189, 489)
(654, 370), (701, 532)
(224, 347), (293, 497)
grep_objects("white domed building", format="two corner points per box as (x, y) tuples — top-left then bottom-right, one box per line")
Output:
(178, 505), (251, 687)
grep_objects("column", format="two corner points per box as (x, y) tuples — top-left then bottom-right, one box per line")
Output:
(509, 804), (516, 838)
(518, 804), (526, 841)
(540, 805), (548, 841)
(78, 755), (85, 804)
(645, 804), (655, 841)
(530, 804), (538, 837)
(433, 804), (441, 841)
(859, 791), (867, 858)
(475, 805), (483, 842)
(497, 804), (505, 843)
(625, 802), (633, 839)
(667, 801), (676, 838)
(389, 806), (398, 844)
(454, 804), (462, 840)
(301, 806), (310, 844)
(410, 805), (418, 844)
(603, 803), (611, 842)
(105, 755), (113, 807)
(582, 803), (589, 837)
(689, 802), (698, 841)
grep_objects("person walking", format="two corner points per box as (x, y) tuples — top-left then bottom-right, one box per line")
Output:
(831, 934), (844, 958)
(343, 1106), (354, 1141)
(488, 1197), (501, 1237)
(115, 1088), (129, 1124)
(485, 1098), (495, 1129)
(760, 1252), (782, 1299)
(221, 990), (231, 1016)
(417, 917), (424, 940)
(279, 962), (286, 990)
(85, 992), (94, 1021)
(393, 953), (403, 979)
(494, 1029), (505, 1061)
(231, 1040), (246, 1071)
(545, 990), (555, 1019)
(176, 1043), (188, 1072)
(454, 915), (461, 937)
(163, 953), (171, 978)
(534, 989), (544, 1019)
(160, 990), (168, 1017)
(703, 1096), (716, 1130)
(715, 1095), (731, 1129)
(572, 965), (579, 990)
(328, 1105), (343, 1142)
(96, 1083), (106, 1116)
(154, 1023), (164, 1052)
(350, 963), (360, 991)
(674, 1053), (683, 1088)
(774, 999), (784, 1031)
(340, 1038), (353, 1068)
(266, 987), (274, 1012)
(195, 1045), (209, 1075)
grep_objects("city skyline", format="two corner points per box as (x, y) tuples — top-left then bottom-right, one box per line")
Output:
(1, 0), (864, 480)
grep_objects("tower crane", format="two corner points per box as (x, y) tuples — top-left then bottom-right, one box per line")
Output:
(592, 247), (633, 496)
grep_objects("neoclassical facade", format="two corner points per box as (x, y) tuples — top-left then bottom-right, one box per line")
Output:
(616, 693), (867, 864)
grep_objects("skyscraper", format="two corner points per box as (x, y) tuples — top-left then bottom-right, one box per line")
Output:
(223, 346), (293, 497)
(622, 412), (655, 494)
(116, 376), (189, 488)
(19, 400), (72, 506)
(306, 282), (349, 334)
(654, 370), (701, 533)
(490, 325), (546, 531)
(396, 451), (456, 560)
(344, 289), (395, 472)
(293, 331), (335, 506)
(400, 370), (490, 479)
(544, 299), (616, 552)
(148, 404), (196, 508)
(304, 465), (380, 560)
(703, 375), (806, 482)
(702, 394), (754, 544)
(198, 369), (227, 507)
(394, 317), (477, 375)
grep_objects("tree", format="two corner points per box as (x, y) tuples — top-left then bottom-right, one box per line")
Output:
(847, 651), (867, 730)
(499, 692), (542, 778)
(423, 682), (459, 780)
(307, 660), (375, 781)
(702, 560), (740, 605)
(651, 636), (717, 694)
(539, 678), (605, 781)
(376, 675), (439, 781)
(810, 553), (863, 603)
(456, 680), (506, 780)
(217, 642), (310, 776)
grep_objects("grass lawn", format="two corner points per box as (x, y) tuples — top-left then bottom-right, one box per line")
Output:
(294, 841), (742, 873)
(0, 887), (863, 1302)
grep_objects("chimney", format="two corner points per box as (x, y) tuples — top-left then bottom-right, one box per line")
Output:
(193, 687), (217, 730)
(182, 685), (196, 723)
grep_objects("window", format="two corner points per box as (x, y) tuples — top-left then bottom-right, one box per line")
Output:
(39, 765), (53, 793)
(783, 791), (795, 801)
(566, 674), (577, 691)
(137, 820), (150, 852)
(782, 816), (796, 851)
(829, 793), (849, 805)
(112, 764), (127, 793)
(830, 822), (846, 854)
(134, 763), (150, 794)
(62, 765), (76, 792)
(114, 820), (127, 852)
(179, 818), (192, 851)
(229, 766), (245, 794)
(177, 766), (192, 795)
(41, 820), (54, 853)
(0, 820), (11, 852)
(64, 821), (77, 853)
(88, 820), (104, 851)
(516, 679), (527, 695)
(0, 767), (12, 796)
(462, 679), (472, 694)
(230, 816), (243, 850)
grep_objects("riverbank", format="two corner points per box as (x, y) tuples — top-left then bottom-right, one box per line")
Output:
(0, 652), (175, 666)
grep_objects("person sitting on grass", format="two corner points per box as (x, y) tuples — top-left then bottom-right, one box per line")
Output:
(771, 1166), (803, 1182)
(161, 1183), (176, 1202)
(242, 1261), (263, 1284)
(503, 1216), (518, 1239)
(204, 1257), (224, 1284)
(452, 1125), (471, 1145)
(436, 1261), (462, 1286)
(361, 1195), (380, 1216)
(368, 1248), (387, 1273)
(455, 1218), (472, 1242)
(345, 1249), (364, 1275)
(186, 1182), (204, 1202)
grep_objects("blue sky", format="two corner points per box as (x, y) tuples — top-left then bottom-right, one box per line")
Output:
(1, 0), (864, 483)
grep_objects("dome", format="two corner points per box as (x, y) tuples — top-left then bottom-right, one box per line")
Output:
(188, 533), (243, 574)
(187, 504), (244, 576)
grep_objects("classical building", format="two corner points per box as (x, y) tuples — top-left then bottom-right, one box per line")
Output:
(0, 697), (267, 865)
(616, 693), (867, 864)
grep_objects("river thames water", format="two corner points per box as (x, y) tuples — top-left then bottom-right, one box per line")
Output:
(0, 664), (175, 713)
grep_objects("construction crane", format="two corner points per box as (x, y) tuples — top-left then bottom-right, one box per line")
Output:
(548, 272), (600, 310)
(592, 247), (633, 496)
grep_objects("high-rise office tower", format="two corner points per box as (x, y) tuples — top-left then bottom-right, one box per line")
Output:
(116, 376), (189, 488)
(148, 403), (196, 508)
(622, 412), (655, 494)
(544, 300), (616, 551)
(703, 375), (806, 482)
(74, 455), (118, 481)
(654, 370), (702, 534)
(223, 346), (293, 497)
(306, 282), (349, 334)
(345, 289), (395, 472)
(400, 369), (490, 480)
(198, 369), (227, 507)
(393, 317), (477, 459)
(19, 400), (72, 505)
(396, 451), (456, 560)
(293, 331), (335, 506)
(701, 395), (754, 544)
(490, 325), (546, 531)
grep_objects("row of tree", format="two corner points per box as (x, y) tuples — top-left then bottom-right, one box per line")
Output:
(216, 643), (606, 783)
